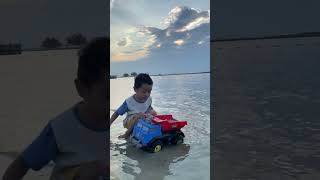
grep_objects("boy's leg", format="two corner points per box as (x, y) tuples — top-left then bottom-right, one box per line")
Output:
(118, 114), (141, 139)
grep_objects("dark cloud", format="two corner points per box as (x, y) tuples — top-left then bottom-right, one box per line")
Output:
(117, 38), (127, 46)
(141, 6), (210, 49)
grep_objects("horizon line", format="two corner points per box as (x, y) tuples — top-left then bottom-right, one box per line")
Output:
(211, 31), (320, 42)
(112, 71), (210, 78)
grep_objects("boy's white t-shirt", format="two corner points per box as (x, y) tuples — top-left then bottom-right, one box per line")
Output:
(21, 102), (108, 180)
(116, 95), (152, 126)
(50, 104), (108, 179)
(125, 95), (152, 115)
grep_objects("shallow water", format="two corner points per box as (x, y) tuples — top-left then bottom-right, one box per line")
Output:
(110, 74), (210, 180)
(213, 37), (320, 180)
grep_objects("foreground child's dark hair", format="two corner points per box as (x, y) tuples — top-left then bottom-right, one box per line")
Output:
(77, 37), (109, 87)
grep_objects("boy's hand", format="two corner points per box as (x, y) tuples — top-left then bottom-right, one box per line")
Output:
(137, 112), (145, 118)
(110, 112), (119, 127)
(149, 110), (157, 116)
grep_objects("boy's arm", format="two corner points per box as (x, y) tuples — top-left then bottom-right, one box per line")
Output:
(110, 101), (128, 126)
(147, 106), (157, 115)
(110, 111), (119, 126)
(1, 156), (29, 180)
(146, 97), (156, 115)
(2, 123), (58, 180)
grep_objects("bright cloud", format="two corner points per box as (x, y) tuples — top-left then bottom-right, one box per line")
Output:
(111, 49), (149, 62)
(174, 39), (184, 46)
(177, 16), (210, 32)
(141, 6), (210, 49)
(110, 0), (115, 9)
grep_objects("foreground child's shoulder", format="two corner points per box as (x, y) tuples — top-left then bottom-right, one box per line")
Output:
(50, 106), (76, 129)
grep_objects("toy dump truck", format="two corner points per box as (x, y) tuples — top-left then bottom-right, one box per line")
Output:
(129, 114), (187, 153)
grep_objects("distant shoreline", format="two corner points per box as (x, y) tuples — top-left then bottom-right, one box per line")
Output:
(22, 46), (81, 52)
(113, 71), (210, 79)
(151, 71), (210, 76)
(211, 32), (320, 42)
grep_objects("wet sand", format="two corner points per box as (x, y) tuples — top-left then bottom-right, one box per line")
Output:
(213, 37), (320, 179)
(0, 50), (80, 179)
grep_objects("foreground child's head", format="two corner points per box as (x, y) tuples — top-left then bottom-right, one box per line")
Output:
(75, 37), (108, 117)
(133, 73), (153, 103)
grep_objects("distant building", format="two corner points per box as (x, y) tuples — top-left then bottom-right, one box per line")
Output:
(0, 43), (22, 55)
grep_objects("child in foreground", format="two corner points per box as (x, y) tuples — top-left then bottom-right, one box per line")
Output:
(2, 37), (109, 180)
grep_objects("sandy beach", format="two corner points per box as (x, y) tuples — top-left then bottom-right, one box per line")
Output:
(0, 49), (80, 179)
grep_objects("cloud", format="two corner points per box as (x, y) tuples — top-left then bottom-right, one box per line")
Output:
(174, 39), (184, 46)
(141, 6), (210, 49)
(117, 37), (131, 47)
(111, 49), (149, 62)
(165, 6), (209, 30)
(176, 16), (210, 32)
(111, 27), (155, 62)
(110, 0), (115, 9)
(117, 38), (127, 46)
(111, 6), (210, 62)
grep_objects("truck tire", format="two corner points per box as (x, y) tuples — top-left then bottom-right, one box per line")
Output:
(171, 135), (184, 145)
(149, 140), (163, 153)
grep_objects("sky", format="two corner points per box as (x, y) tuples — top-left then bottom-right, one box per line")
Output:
(110, 0), (210, 76)
(212, 0), (320, 39)
(1, 0), (320, 46)
(1, 0), (320, 70)
(0, 0), (107, 48)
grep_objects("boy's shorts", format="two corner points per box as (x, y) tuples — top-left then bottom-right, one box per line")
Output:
(123, 113), (148, 128)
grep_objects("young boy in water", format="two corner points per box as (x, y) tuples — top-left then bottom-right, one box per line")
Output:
(110, 73), (157, 139)
(2, 37), (109, 180)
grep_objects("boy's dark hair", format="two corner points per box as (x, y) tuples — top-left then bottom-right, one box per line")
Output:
(134, 73), (153, 89)
(77, 37), (109, 87)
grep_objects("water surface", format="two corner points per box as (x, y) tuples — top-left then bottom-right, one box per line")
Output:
(110, 74), (210, 180)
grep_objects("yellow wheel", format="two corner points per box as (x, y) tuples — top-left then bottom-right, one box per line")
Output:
(150, 140), (163, 153)
(154, 144), (162, 152)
